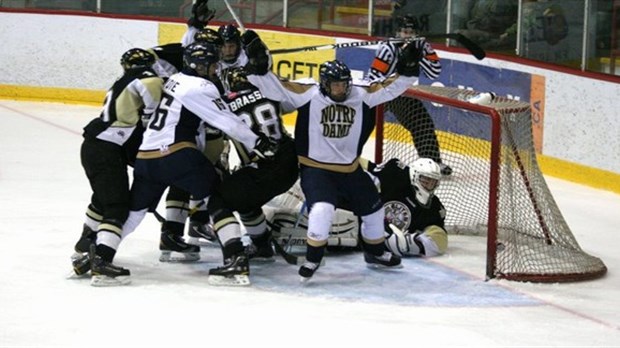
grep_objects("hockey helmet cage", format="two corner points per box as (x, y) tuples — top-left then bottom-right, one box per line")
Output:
(410, 158), (441, 205)
(183, 42), (220, 77)
(319, 60), (352, 102)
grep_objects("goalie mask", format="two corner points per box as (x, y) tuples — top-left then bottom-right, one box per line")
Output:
(183, 42), (220, 80)
(120, 48), (155, 71)
(319, 60), (352, 103)
(411, 158), (441, 205)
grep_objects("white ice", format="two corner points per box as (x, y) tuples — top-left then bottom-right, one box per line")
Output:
(0, 100), (619, 347)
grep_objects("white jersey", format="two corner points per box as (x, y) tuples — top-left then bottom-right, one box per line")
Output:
(140, 72), (259, 155)
(367, 39), (441, 82)
(247, 72), (417, 173)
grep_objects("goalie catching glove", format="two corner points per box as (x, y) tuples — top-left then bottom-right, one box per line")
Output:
(251, 134), (278, 161)
(384, 223), (447, 257)
(187, 0), (215, 29)
(396, 38), (425, 77)
(241, 30), (271, 75)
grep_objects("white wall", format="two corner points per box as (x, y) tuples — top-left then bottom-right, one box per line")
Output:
(0, 11), (618, 174)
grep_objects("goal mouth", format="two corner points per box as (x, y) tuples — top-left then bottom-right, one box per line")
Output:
(376, 85), (607, 283)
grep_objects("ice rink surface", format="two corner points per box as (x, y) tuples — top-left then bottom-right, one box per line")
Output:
(1, 100), (619, 347)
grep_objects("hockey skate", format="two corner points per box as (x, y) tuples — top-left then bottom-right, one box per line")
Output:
(66, 252), (91, 279)
(90, 255), (131, 287)
(245, 232), (275, 263)
(187, 220), (218, 246)
(298, 261), (321, 282)
(159, 232), (200, 262)
(207, 254), (250, 286)
(364, 251), (403, 269)
(74, 224), (96, 253)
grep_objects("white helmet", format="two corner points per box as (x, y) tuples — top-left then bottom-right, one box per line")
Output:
(411, 158), (442, 205)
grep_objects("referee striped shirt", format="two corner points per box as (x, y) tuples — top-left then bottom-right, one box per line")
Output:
(367, 39), (441, 82)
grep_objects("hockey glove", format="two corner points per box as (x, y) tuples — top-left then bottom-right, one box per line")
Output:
(187, 0), (215, 30)
(395, 39), (424, 77)
(251, 134), (278, 161)
(241, 30), (271, 75)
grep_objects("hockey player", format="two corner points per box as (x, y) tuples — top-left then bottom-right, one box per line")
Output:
(365, 157), (448, 257)
(240, 30), (423, 281)
(204, 67), (299, 285)
(88, 42), (278, 286)
(368, 14), (453, 176)
(218, 24), (248, 73)
(70, 48), (163, 279)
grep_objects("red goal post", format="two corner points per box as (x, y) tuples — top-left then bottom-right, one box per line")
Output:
(375, 85), (607, 282)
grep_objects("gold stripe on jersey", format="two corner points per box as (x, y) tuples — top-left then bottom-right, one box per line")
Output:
(298, 156), (360, 173)
(136, 141), (197, 159)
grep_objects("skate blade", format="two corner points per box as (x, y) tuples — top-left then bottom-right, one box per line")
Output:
(187, 237), (218, 247)
(159, 251), (200, 263)
(207, 274), (251, 287)
(365, 263), (404, 270)
(90, 275), (131, 287)
(249, 256), (276, 263)
(66, 270), (90, 279)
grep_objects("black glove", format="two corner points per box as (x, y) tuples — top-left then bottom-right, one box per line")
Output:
(251, 134), (278, 161)
(241, 30), (271, 75)
(187, 0), (215, 30)
(396, 39), (425, 77)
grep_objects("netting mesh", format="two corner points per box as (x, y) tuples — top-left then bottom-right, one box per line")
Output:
(378, 85), (607, 282)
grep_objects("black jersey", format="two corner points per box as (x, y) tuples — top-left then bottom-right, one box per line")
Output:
(368, 158), (446, 233)
(224, 87), (289, 166)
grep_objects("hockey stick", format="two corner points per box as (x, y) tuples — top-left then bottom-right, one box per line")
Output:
(223, 0), (245, 32)
(271, 33), (485, 60)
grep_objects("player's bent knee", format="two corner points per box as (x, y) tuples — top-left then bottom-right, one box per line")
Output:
(307, 202), (335, 242)
(360, 208), (385, 242)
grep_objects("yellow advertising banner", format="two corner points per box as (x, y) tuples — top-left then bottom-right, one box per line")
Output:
(157, 23), (335, 81)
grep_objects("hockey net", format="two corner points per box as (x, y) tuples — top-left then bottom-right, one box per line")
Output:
(375, 85), (607, 282)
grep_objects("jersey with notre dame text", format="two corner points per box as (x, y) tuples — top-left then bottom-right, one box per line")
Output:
(224, 87), (288, 166)
(247, 72), (417, 173)
(138, 72), (259, 157)
(368, 158), (445, 233)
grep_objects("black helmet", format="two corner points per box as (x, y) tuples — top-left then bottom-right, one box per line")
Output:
(397, 15), (418, 31)
(194, 28), (223, 46)
(224, 67), (253, 92)
(120, 48), (155, 71)
(183, 42), (220, 78)
(218, 24), (242, 63)
(319, 60), (352, 102)
(218, 24), (241, 43)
